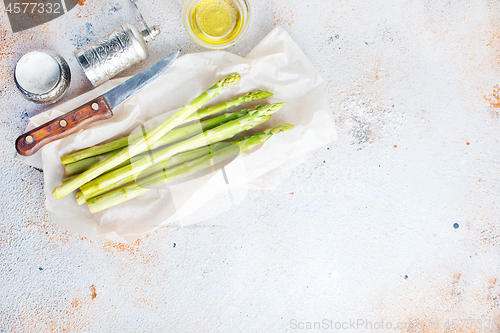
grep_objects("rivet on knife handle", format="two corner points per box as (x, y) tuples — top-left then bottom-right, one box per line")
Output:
(15, 96), (113, 156)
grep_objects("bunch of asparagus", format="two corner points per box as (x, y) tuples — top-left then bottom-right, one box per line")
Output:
(53, 74), (294, 213)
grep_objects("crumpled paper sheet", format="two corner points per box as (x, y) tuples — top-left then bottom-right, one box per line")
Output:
(18, 27), (337, 242)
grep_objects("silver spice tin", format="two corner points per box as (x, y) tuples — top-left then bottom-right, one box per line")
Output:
(75, 23), (160, 87)
(14, 50), (71, 105)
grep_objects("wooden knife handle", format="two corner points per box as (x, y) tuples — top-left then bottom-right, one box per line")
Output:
(16, 96), (113, 156)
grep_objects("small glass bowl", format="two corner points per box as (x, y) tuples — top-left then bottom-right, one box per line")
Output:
(182, 0), (251, 49)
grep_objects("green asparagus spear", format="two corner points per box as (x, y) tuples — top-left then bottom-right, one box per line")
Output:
(182, 90), (273, 124)
(150, 109), (249, 148)
(231, 124), (294, 151)
(63, 109), (249, 176)
(80, 104), (284, 199)
(64, 155), (109, 177)
(86, 144), (240, 213)
(85, 124), (293, 213)
(53, 74), (241, 200)
(61, 175), (77, 184)
(60, 90), (271, 165)
(64, 153), (130, 177)
(98, 124), (295, 199)
(80, 143), (233, 200)
(75, 107), (251, 195)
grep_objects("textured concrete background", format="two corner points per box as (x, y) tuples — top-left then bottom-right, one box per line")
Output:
(1, 0), (500, 332)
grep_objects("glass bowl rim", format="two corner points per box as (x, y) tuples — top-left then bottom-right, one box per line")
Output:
(182, 0), (251, 50)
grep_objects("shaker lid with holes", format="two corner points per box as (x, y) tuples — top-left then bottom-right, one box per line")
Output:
(14, 50), (71, 104)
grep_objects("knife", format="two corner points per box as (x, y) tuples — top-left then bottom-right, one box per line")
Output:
(16, 50), (180, 157)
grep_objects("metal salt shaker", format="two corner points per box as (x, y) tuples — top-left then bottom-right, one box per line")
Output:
(75, 0), (160, 87)
(14, 50), (71, 104)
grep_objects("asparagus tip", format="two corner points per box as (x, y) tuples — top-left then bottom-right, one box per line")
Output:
(220, 73), (241, 89)
(243, 103), (286, 119)
(262, 102), (286, 116)
(246, 90), (273, 101)
(271, 123), (294, 134)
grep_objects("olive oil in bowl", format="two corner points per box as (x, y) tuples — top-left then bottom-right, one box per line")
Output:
(183, 0), (250, 49)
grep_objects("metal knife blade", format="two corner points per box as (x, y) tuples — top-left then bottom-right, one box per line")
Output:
(105, 50), (180, 109)
(15, 50), (180, 156)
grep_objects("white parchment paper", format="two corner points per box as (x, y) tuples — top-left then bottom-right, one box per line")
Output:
(18, 27), (337, 242)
